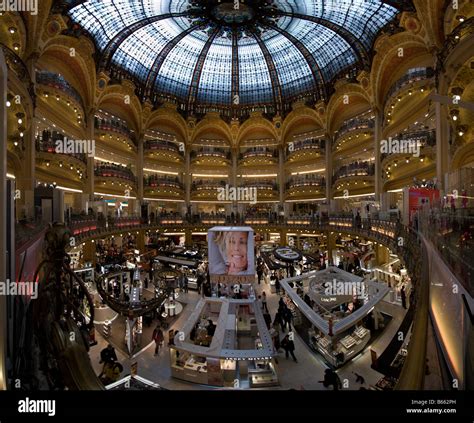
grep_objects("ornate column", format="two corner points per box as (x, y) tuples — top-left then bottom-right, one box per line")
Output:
(278, 145), (285, 207)
(435, 98), (449, 192)
(0, 49), (8, 390)
(185, 148), (191, 211)
(85, 111), (96, 211)
(137, 135), (144, 216)
(374, 108), (383, 203)
(17, 116), (37, 219)
(325, 135), (333, 205)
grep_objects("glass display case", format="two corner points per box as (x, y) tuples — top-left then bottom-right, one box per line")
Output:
(248, 360), (278, 388)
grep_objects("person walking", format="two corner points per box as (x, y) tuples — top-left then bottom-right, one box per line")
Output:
(273, 311), (286, 333)
(261, 291), (269, 313)
(100, 343), (118, 365)
(281, 334), (297, 362)
(283, 307), (293, 332)
(152, 325), (164, 356)
(401, 285), (407, 309)
(183, 273), (189, 293)
(257, 264), (263, 285)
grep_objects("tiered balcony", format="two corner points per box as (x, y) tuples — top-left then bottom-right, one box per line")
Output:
(95, 116), (133, 141)
(145, 139), (184, 162)
(36, 71), (84, 109)
(286, 138), (325, 163)
(332, 161), (375, 185)
(36, 133), (87, 166)
(242, 180), (278, 200)
(335, 117), (374, 141)
(239, 147), (278, 166)
(191, 147), (231, 165)
(286, 175), (325, 199)
(95, 164), (136, 183)
(191, 180), (226, 200)
(381, 129), (436, 162)
(145, 175), (183, 191)
(383, 67), (435, 111)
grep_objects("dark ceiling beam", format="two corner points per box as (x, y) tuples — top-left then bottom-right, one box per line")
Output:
(99, 13), (188, 70)
(144, 23), (202, 98)
(231, 31), (240, 107)
(381, 0), (415, 11)
(250, 30), (283, 114)
(187, 27), (221, 111)
(273, 11), (371, 70)
(264, 22), (328, 101)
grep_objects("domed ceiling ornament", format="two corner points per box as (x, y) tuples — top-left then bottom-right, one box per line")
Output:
(66, 0), (409, 120)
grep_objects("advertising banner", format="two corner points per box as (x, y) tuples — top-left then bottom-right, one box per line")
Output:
(208, 227), (255, 285)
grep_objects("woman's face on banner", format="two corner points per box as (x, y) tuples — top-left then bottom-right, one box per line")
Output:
(226, 232), (248, 274)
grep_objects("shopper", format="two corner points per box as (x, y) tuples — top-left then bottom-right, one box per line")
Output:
(183, 273), (189, 293)
(261, 291), (269, 313)
(401, 285), (407, 309)
(152, 325), (164, 356)
(99, 343), (118, 365)
(273, 311), (286, 333)
(257, 264), (263, 285)
(283, 307), (293, 332)
(281, 334), (297, 362)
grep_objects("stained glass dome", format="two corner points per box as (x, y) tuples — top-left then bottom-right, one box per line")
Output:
(67, 0), (402, 115)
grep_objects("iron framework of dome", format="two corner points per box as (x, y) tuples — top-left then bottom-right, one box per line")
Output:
(65, 0), (409, 119)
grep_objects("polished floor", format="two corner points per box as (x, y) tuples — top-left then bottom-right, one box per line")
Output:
(89, 277), (408, 390)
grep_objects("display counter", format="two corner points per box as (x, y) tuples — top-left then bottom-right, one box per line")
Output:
(170, 298), (278, 387)
(280, 267), (389, 367)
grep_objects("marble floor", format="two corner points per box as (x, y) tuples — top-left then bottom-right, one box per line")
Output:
(89, 278), (408, 391)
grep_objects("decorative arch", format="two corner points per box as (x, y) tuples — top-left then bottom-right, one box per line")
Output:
(281, 106), (324, 142)
(96, 82), (143, 135)
(191, 117), (232, 145)
(326, 83), (371, 133)
(237, 116), (278, 145)
(145, 109), (188, 144)
(38, 35), (96, 111)
(371, 31), (431, 108)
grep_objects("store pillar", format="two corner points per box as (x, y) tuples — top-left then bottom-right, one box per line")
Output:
(185, 229), (192, 246)
(16, 116), (37, 220)
(0, 49), (8, 390)
(137, 136), (144, 215)
(325, 136), (332, 205)
(85, 112), (96, 203)
(278, 145), (285, 207)
(185, 149), (191, 209)
(376, 243), (389, 265)
(83, 240), (96, 266)
(280, 228), (287, 246)
(137, 230), (145, 252)
(435, 99), (449, 192)
(327, 232), (337, 265)
(374, 109), (383, 203)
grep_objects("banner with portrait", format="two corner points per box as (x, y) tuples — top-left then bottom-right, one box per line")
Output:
(208, 227), (255, 286)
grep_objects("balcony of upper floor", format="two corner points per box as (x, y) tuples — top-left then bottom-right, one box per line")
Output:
(285, 175), (325, 199)
(242, 180), (279, 201)
(332, 161), (375, 186)
(145, 139), (184, 164)
(383, 67), (435, 115)
(95, 163), (136, 184)
(286, 137), (325, 164)
(36, 132), (88, 167)
(333, 131), (373, 157)
(238, 147), (278, 167)
(190, 147), (231, 166)
(36, 70), (85, 113)
(380, 129), (436, 164)
(334, 116), (374, 143)
(191, 179), (226, 201)
(95, 115), (135, 151)
(144, 175), (184, 199)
